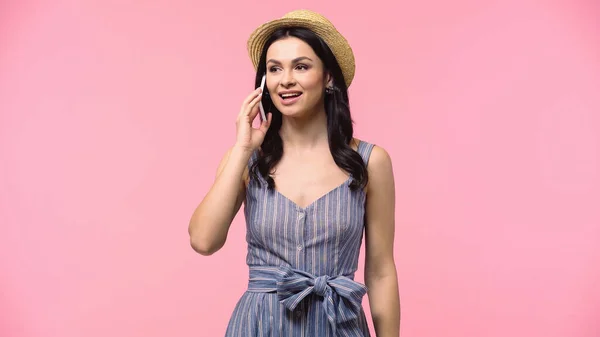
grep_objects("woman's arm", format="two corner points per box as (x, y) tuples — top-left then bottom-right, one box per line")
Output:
(364, 145), (401, 336)
(188, 145), (251, 256)
(188, 87), (270, 256)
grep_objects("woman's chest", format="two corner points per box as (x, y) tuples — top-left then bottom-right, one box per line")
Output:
(270, 159), (350, 210)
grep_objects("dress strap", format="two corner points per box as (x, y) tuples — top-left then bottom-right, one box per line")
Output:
(356, 140), (375, 165)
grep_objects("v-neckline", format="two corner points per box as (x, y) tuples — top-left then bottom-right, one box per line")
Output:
(255, 140), (363, 211)
(273, 175), (353, 211)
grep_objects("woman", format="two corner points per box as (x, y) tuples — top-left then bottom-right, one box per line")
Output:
(188, 9), (400, 337)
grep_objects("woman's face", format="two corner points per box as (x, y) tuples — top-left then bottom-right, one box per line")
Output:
(265, 36), (330, 118)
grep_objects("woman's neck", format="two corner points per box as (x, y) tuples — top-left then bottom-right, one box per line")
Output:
(279, 108), (328, 153)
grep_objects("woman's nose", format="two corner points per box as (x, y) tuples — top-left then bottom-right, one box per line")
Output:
(280, 70), (296, 87)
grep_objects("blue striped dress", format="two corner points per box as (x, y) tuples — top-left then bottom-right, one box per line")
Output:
(224, 140), (375, 337)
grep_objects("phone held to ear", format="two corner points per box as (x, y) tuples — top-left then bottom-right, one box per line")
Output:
(257, 74), (267, 121)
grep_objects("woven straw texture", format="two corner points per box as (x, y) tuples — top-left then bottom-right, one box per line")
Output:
(247, 9), (355, 87)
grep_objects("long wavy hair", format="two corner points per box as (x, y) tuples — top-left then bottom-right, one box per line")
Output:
(250, 27), (368, 191)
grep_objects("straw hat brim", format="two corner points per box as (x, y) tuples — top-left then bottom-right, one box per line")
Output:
(247, 15), (355, 88)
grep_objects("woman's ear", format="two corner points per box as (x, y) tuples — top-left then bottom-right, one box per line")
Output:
(325, 72), (333, 87)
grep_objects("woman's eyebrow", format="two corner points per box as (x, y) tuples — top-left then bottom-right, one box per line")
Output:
(266, 56), (314, 65)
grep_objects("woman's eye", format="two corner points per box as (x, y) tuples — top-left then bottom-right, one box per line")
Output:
(268, 64), (308, 72)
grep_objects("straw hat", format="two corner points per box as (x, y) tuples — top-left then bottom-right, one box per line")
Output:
(247, 9), (356, 88)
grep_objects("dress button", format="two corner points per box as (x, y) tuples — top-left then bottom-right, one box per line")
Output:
(298, 212), (304, 219)
(296, 310), (302, 318)
(297, 244), (303, 251)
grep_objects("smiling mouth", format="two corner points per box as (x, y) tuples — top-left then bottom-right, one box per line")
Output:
(279, 92), (303, 99)
(279, 92), (303, 105)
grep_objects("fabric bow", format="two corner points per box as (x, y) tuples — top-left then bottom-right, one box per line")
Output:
(275, 266), (368, 336)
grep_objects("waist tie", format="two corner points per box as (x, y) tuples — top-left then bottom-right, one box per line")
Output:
(248, 265), (368, 336)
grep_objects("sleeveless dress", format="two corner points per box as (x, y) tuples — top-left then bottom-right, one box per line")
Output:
(224, 140), (375, 337)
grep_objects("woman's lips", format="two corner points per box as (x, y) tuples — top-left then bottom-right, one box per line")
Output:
(279, 93), (303, 106)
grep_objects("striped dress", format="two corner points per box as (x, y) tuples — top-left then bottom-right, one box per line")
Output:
(224, 140), (375, 337)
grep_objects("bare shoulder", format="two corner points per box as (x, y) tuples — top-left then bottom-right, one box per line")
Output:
(352, 137), (393, 170)
(364, 143), (394, 193)
(368, 144), (393, 170)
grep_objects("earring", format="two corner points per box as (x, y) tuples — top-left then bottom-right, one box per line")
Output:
(325, 86), (334, 94)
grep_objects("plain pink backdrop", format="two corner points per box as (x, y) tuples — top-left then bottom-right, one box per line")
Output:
(1, 0), (599, 336)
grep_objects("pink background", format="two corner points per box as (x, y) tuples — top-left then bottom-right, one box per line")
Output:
(1, 0), (599, 336)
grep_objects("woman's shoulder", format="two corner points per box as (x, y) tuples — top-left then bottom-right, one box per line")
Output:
(352, 138), (392, 167)
(353, 138), (394, 187)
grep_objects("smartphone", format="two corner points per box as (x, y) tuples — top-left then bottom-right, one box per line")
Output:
(257, 74), (267, 121)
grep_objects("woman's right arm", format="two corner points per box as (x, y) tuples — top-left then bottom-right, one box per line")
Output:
(188, 145), (252, 255)
(188, 87), (272, 256)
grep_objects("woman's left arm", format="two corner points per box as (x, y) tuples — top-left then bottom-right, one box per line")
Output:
(364, 145), (400, 337)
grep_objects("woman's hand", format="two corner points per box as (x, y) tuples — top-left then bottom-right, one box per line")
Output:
(235, 88), (272, 151)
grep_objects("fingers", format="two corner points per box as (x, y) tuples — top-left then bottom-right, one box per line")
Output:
(247, 94), (263, 121)
(243, 87), (262, 107)
(258, 112), (272, 133)
(238, 88), (263, 120)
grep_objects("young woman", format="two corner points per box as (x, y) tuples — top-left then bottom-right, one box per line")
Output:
(188, 9), (400, 337)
